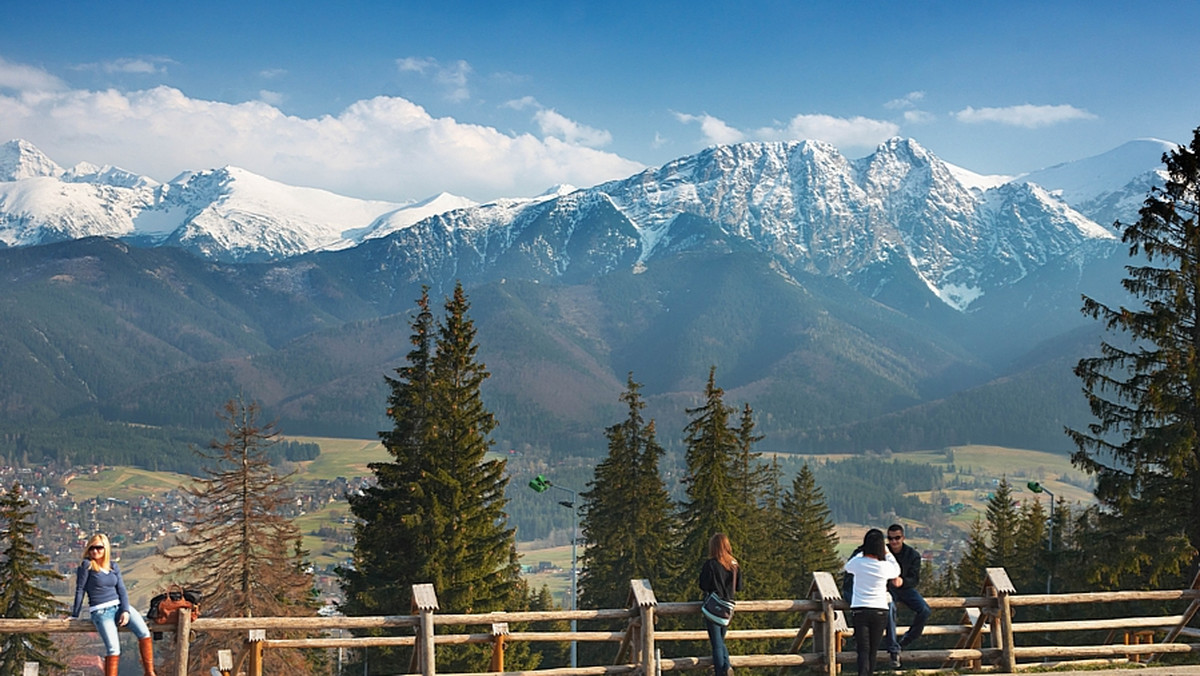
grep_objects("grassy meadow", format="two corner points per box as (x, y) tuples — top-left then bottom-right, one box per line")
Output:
(60, 440), (1092, 608)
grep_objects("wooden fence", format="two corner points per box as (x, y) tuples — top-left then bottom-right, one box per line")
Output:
(3, 567), (1199, 676)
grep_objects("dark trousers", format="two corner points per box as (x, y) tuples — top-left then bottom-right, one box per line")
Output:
(852, 608), (889, 676)
(705, 618), (730, 676)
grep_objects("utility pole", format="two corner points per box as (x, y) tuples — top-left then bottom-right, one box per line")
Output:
(529, 474), (578, 668)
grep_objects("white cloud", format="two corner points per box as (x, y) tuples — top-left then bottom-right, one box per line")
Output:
(72, 57), (173, 75)
(259, 68), (287, 79)
(904, 109), (936, 124)
(0, 57), (66, 92)
(502, 95), (539, 111)
(533, 109), (612, 148)
(885, 91), (925, 110)
(397, 57), (472, 102)
(676, 111), (897, 150)
(756, 114), (899, 148)
(258, 90), (285, 106)
(953, 104), (1097, 128)
(397, 57), (435, 74)
(674, 112), (745, 145)
(0, 77), (644, 202)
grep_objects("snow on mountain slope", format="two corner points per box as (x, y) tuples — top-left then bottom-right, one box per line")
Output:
(1020, 138), (1174, 227)
(380, 137), (1118, 311)
(0, 176), (157, 247)
(358, 192), (479, 242)
(0, 140), (468, 260)
(159, 167), (406, 260)
(0, 135), (1160, 308)
(1021, 138), (1174, 204)
(944, 162), (1014, 191)
(0, 139), (64, 181)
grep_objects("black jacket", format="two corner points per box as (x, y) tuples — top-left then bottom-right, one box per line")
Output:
(892, 543), (922, 590)
(699, 558), (743, 601)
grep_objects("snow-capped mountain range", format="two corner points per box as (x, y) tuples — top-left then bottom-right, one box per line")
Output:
(0, 136), (1173, 309)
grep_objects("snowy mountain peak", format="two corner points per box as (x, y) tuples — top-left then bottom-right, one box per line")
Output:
(63, 161), (159, 189)
(0, 139), (64, 181)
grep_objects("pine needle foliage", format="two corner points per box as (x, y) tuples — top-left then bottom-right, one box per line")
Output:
(342, 283), (524, 673)
(0, 482), (64, 675)
(162, 398), (318, 674)
(675, 367), (743, 599)
(579, 373), (679, 610)
(778, 464), (841, 599)
(1068, 127), (1200, 586)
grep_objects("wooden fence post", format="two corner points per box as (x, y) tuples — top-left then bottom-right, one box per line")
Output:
(809, 572), (843, 676)
(629, 579), (657, 675)
(986, 567), (1017, 673)
(174, 607), (193, 676)
(1157, 567), (1200, 661)
(490, 622), (509, 672)
(413, 583), (439, 676)
(247, 629), (266, 676)
(216, 648), (233, 676)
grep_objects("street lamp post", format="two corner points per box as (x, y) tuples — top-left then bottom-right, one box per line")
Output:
(1027, 481), (1055, 594)
(529, 474), (578, 668)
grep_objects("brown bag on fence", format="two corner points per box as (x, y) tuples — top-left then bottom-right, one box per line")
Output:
(149, 584), (201, 625)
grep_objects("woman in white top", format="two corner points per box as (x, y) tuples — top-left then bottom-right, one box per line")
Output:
(843, 529), (901, 676)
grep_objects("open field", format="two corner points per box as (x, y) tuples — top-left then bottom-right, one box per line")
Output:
(55, 441), (1094, 609)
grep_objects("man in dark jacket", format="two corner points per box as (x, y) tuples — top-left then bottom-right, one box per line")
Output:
(886, 524), (931, 659)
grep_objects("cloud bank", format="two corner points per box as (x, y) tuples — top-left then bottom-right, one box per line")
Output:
(675, 111), (900, 151)
(954, 104), (1096, 128)
(0, 60), (643, 202)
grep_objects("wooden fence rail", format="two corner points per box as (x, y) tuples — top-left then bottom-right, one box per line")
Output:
(5, 567), (1200, 676)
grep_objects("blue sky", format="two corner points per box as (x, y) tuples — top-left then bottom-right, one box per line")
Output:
(3, 0), (1198, 202)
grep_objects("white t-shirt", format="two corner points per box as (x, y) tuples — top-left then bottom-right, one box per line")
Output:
(844, 551), (901, 610)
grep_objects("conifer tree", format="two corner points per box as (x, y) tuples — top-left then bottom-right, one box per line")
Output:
(675, 367), (742, 600)
(1013, 499), (1048, 592)
(729, 405), (780, 596)
(343, 283), (523, 672)
(163, 398), (318, 674)
(779, 464), (841, 598)
(0, 482), (64, 675)
(1068, 127), (1200, 586)
(984, 477), (1020, 569)
(954, 517), (990, 594)
(579, 373), (679, 610)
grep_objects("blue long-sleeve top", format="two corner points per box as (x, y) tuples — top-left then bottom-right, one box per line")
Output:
(71, 562), (130, 618)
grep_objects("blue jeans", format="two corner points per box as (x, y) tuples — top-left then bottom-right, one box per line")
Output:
(887, 587), (931, 653)
(705, 618), (730, 676)
(89, 605), (152, 656)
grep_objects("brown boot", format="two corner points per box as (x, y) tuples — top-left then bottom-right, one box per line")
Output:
(139, 636), (159, 676)
(104, 654), (120, 676)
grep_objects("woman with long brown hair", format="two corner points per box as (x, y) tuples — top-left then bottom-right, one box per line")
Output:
(70, 534), (157, 676)
(698, 532), (743, 676)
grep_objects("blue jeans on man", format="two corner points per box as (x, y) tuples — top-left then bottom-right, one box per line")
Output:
(886, 587), (931, 655)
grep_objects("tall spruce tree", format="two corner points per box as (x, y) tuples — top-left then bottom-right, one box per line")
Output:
(343, 283), (523, 673)
(675, 367), (742, 600)
(779, 464), (841, 599)
(1068, 127), (1200, 586)
(983, 478), (1020, 570)
(0, 482), (64, 675)
(579, 373), (679, 610)
(163, 398), (318, 675)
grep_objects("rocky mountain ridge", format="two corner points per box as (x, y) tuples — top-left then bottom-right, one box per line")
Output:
(0, 136), (1169, 309)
